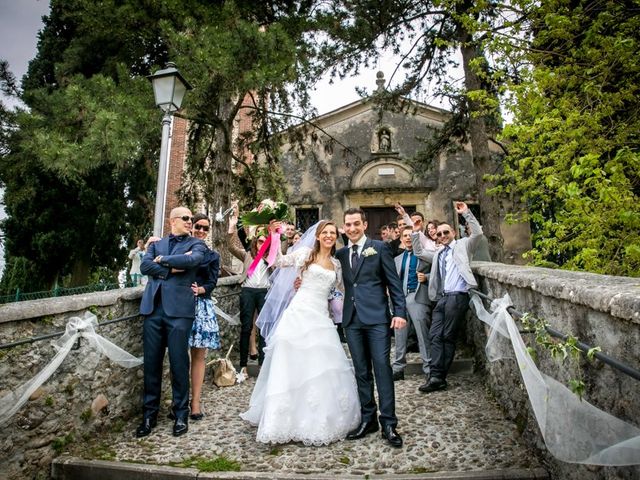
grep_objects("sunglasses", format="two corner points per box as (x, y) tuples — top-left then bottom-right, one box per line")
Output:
(436, 230), (451, 237)
(194, 224), (210, 232)
(173, 215), (192, 222)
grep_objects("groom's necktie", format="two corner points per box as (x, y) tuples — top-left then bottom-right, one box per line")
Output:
(351, 244), (359, 271)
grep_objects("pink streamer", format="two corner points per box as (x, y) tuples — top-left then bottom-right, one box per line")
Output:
(247, 227), (282, 277)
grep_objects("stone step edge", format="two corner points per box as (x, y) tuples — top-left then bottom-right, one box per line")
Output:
(51, 457), (549, 480)
(245, 358), (474, 378)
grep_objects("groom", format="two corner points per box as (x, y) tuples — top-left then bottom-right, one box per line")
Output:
(337, 207), (407, 448)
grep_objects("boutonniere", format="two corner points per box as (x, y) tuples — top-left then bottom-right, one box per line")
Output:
(362, 247), (378, 257)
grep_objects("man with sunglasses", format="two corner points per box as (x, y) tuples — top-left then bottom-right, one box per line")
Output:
(137, 207), (207, 438)
(411, 201), (483, 393)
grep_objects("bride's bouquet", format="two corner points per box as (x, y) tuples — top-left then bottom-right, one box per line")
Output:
(242, 199), (289, 278)
(240, 198), (289, 226)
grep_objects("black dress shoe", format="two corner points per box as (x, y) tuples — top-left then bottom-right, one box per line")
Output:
(419, 378), (448, 393)
(173, 417), (188, 437)
(190, 412), (204, 421)
(392, 370), (405, 381)
(135, 416), (157, 438)
(381, 425), (403, 448)
(346, 420), (379, 440)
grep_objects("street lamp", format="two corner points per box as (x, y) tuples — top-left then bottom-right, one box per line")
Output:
(148, 62), (192, 237)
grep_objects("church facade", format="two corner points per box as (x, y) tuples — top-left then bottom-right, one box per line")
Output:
(277, 77), (530, 263)
(164, 74), (530, 263)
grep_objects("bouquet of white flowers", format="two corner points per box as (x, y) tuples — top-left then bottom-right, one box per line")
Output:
(240, 198), (289, 226)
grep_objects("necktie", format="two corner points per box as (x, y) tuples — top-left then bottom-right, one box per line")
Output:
(439, 246), (450, 285)
(351, 244), (359, 271)
(399, 250), (409, 292)
(407, 252), (418, 292)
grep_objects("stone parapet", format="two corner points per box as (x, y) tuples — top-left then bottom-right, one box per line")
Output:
(469, 262), (639, 480)
(472, 261), (640, 322)
(0, 276), (241, 480)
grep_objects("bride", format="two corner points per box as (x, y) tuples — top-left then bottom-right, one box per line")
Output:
(240, 220), (361, 445)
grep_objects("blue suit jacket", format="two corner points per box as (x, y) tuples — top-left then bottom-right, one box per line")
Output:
(139, 235), (207, 318)
(337, 238), (406, 326)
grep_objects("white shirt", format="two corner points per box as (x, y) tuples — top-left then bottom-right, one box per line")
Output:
(243, 259), (270, 289)
(347, 235), (367, 257)
(441, 239), (469, 293)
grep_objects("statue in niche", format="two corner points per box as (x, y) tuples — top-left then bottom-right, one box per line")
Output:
(378, 128), (391, 152)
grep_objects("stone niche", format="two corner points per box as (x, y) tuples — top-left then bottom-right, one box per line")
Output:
(351, 158), (420, 190)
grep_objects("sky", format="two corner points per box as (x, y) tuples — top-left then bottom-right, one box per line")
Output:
(0, 1), (449, 114)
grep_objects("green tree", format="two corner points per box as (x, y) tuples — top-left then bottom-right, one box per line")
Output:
(0, 0), (320, 290)
(314, 0), (522, 261)
(0, 0), (183, 290)
(166, 1), (318, 253)
(496, 0), (640, 276)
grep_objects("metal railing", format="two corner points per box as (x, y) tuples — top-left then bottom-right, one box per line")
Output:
(470, 288), (640, 382)
(0, 281), (140, 305)
(0, 290), (241, 351)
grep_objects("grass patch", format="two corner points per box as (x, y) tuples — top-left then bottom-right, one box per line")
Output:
(338, 456), (350, 465)
(89, 444), (117, 461)
(45, 396), (54, 407)
(52, 433), (75, 454)
(269, 446), (283, 456)
(169, 455), (241, 472)
(80, 409), (92, 422)
(110, 418), (126, 433)
(409, 466), (437, 474)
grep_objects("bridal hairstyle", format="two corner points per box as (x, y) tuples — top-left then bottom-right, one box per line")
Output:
(301, 220), (337, 275)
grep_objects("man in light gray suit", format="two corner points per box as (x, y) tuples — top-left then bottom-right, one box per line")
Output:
(392, 226), (432, 385)
(411, 201), (483, 393)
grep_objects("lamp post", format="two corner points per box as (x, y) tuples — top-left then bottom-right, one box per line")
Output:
(148, 62), (192, 237)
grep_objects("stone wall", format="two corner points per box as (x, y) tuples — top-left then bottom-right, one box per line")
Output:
(468, 262), (640, 480)
(0, 276), (241, 480)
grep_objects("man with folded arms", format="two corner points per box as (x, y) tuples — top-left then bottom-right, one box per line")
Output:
(136, 207), (207, 438)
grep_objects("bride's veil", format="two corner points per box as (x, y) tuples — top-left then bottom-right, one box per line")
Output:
(256, 221), (322, 343)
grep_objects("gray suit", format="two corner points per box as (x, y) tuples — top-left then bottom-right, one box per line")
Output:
(411, 209), (483, 382)
(392, 251), (431, 376)
(411, 210), (482, 301)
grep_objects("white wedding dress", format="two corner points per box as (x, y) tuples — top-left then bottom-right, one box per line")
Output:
(240, 249), (361, 446)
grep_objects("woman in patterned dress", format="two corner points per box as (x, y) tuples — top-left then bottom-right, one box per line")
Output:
(188, 213), (221, 420)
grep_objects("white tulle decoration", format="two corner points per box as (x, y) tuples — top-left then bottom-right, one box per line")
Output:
(471, 293), (640, 465)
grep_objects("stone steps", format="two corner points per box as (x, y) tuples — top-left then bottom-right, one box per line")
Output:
(50, 364), (547, 480)
(51, 457), (549, 480)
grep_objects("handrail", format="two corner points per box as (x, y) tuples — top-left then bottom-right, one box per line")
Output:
(470, 288), (640, 382)
(0, 290), (242, 350)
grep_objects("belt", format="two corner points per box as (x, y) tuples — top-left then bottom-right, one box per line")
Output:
(443, 291), (468, 296)
(407, 288), (417, 294)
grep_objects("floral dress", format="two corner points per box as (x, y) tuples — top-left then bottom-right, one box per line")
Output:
(189, 249), (221, 349)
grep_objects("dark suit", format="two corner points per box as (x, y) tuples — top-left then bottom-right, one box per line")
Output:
(139, 235), (207, 420)
(337, 238), (406, 429)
